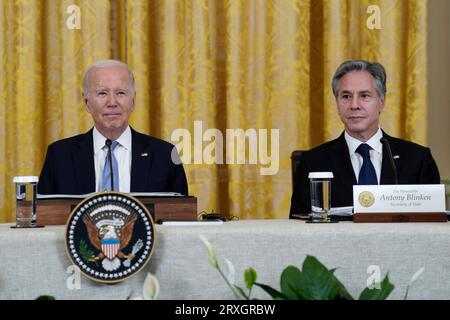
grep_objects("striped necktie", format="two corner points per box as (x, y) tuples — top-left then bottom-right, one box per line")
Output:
(102, 140), (120, 191)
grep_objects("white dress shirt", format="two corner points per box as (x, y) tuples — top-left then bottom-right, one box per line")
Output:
(93, 126), (132, 193)
(344, 128), (383, 184)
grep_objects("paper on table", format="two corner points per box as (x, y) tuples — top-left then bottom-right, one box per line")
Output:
(311, 206), (353, 215)
(328, 206), (354, 216)
(130, 192), (184, 197)
(37, 193), (94, 199)
(309, 206), (353, 217)
(157, 220), (223, 226)
(37, 192), (184, 199)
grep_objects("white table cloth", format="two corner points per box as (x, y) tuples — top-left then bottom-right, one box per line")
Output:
(1, 220), (450, 300)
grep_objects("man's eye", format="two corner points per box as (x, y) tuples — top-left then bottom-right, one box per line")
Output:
(341, 95), (351, 100)
(117, 91), (126, 96)
(98, 92), (107, 96)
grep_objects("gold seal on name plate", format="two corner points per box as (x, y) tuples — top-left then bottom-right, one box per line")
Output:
(358, 191), (375, 207)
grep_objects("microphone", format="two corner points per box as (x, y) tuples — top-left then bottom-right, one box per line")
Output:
(105, 139), (114, 191)
(380, 137), (398, 184)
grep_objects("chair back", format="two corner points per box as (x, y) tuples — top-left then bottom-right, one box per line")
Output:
(291, 150), (304, 193)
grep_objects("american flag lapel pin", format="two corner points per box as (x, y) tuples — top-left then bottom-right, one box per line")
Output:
(393, 155), (400, 160)
(141, 152), (148, 157)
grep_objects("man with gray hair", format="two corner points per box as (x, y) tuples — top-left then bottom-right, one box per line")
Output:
(290, 60), (440, 216)
(38, 60), (188, 195)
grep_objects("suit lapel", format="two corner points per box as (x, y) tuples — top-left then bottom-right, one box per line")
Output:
(330, 133), (357, 186)
(130, 128), (152, 191)
(380, 132), (399, 184)
(73, 129), (95, 193)
(326, 133), (357, 206)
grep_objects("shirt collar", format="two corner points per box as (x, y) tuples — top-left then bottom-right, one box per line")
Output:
(345, 128), (383, 155)
(92, 126), (132, 154)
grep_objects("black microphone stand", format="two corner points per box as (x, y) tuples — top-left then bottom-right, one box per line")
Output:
(380, 137), (398, 184)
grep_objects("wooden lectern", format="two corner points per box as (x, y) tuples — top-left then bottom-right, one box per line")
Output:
(36, 196), (198, 226)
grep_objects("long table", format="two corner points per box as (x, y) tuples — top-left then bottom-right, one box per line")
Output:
(1, 220), (450, 300)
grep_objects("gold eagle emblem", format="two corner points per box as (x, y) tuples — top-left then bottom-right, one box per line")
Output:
(83, 213), (137, 271)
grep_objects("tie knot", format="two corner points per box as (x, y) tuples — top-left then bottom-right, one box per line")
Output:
(356, 143), (371, 158)
(111, 140), (119, 150)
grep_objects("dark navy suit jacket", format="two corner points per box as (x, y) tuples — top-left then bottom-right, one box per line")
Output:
(290, 131), (440, 216)
(38, 128), (188, 195)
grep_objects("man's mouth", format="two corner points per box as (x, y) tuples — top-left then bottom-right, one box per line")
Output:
(348, 115), (366, 120)
(104, 113), (121, 117)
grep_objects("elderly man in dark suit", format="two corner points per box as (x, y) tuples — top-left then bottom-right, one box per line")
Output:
(38, 60), (188, 195)
(290, 60), (440, 216)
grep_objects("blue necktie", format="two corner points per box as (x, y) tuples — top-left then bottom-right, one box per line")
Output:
(356, 143), (378, 185)
(102, 141), (120, 191)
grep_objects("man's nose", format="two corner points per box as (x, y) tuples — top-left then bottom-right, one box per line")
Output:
(350, 95), (360, 109)
(107, 93), (118, 106)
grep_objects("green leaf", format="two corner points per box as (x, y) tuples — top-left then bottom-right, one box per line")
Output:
(244, 268), (257, 290)
(279, 266), (308, 299)
(298, 256), (353, 300)
(79, 240), (95, 264)
(254, 282), (288, 300)
(358, 275), (394, 300)
(35, 295), (56, 300)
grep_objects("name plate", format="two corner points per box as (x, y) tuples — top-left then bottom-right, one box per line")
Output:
(353, 184), (445, 213)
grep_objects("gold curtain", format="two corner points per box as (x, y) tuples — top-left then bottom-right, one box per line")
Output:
(0, 0), (428, 222)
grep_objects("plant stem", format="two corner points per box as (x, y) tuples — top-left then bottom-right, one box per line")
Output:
(403, 286), (410, 300)
(217, 266), (248, 300)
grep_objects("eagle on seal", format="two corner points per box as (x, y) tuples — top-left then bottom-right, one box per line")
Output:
(83, 214), (137, 271)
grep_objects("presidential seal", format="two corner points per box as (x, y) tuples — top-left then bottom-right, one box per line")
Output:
(65, 192), (155, 283)
(358, 191), (375, 208)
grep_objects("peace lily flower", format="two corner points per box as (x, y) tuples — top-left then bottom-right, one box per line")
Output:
(199, 234), (218, 268)
(224, 258), (236, 286)
(142, 272), (160, 300)
(199, 235), (248, 299)
(404, 267), (425, 300)
(200, 236), (403, 300)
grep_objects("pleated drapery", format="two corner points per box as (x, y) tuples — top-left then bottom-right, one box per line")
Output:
(0, 0), (428, 222)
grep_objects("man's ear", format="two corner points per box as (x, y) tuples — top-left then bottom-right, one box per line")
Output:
(131, 91), (136, 112)
(378, 94), (386, 113)
(83, 94), (91, 113)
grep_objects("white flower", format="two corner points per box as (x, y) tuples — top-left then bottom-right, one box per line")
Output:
(224, 258), (236, 286)
(199, 234), (218, 268)
(408, 267), (425, 286)
(142, 272), (160, 300)
(404, 267), (425, 300)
